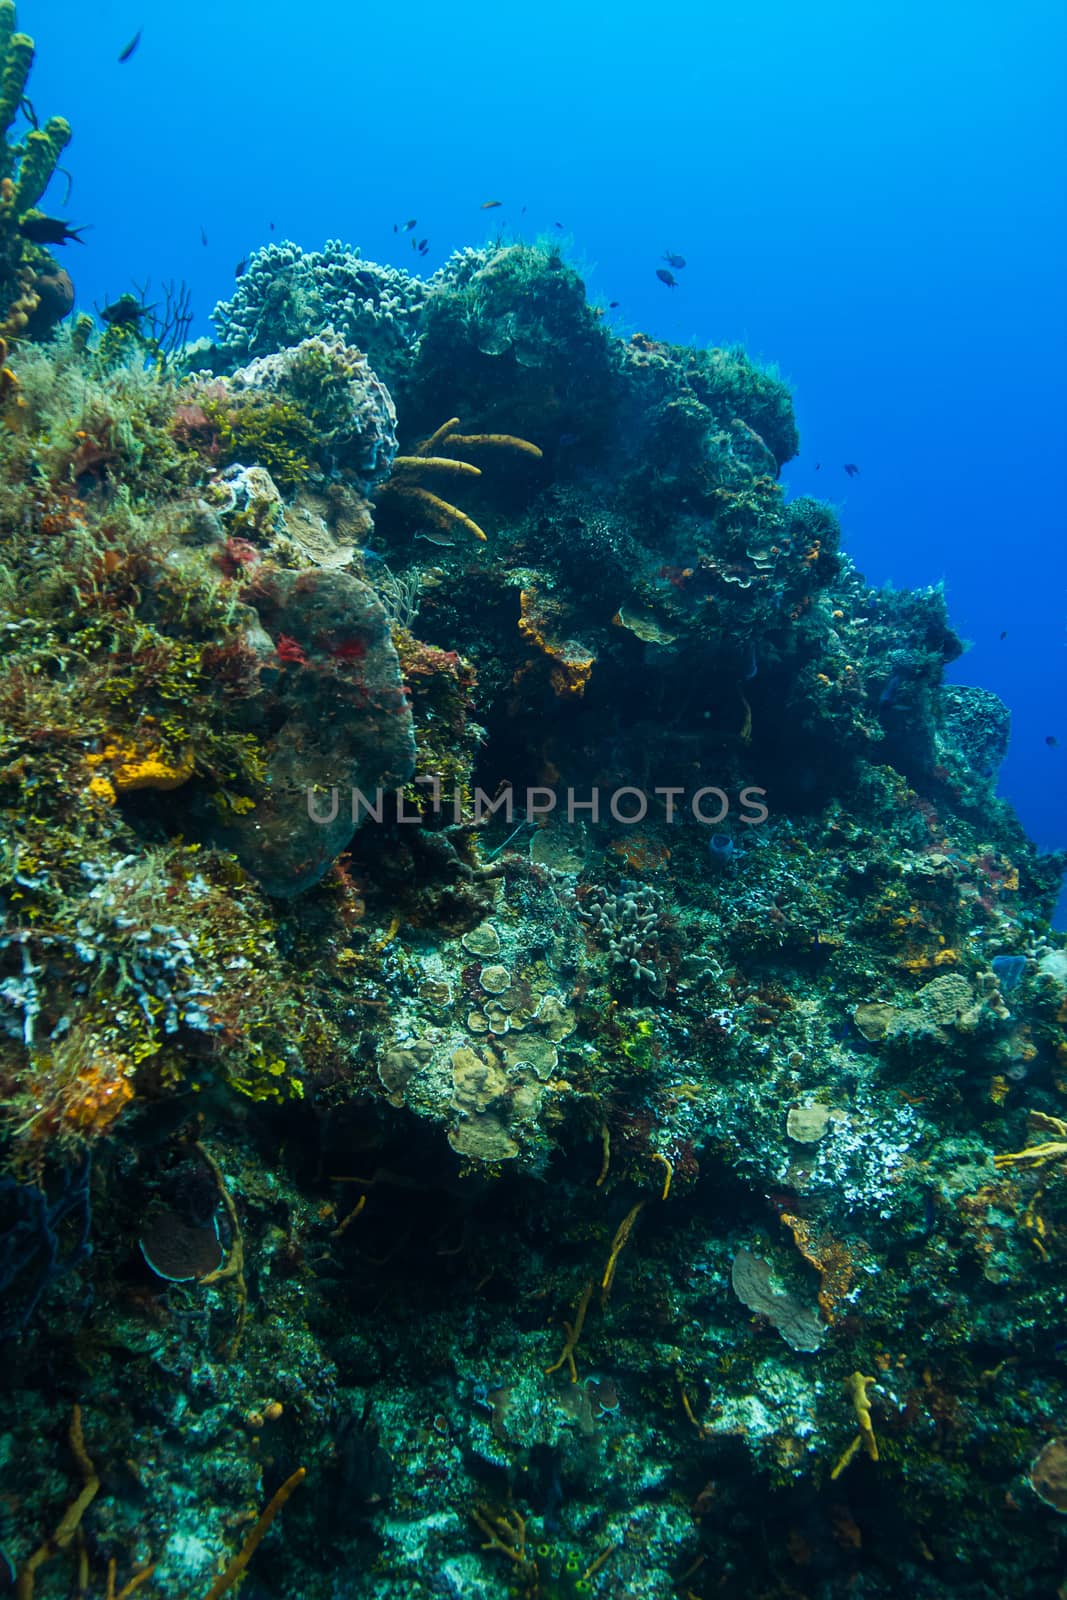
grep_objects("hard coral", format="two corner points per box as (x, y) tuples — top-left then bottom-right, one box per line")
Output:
(212, 238), (429, 387)
(229, 333), (398, 492)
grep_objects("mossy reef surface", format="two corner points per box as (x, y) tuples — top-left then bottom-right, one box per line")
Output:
(0, 89), (1066, 1600)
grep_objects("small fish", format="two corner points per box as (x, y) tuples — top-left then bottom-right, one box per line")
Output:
(418, 239), (429, 255)
(1047, 735), (1059, 748)
(235, 258), (247, 278)
(663, 250), (686, 268)
(553, 221), (564, 229)
(17, 215), (87, 245)
(843, 462), (860, 477)
(200, 224), (208, 246)
(480, 200), (503, 209)
(655, 268), (678, 288)
(815, 462), (821, 470)
(417, 530), (456, 547)
(521, 205), (527, 215)
(118, 28), (142, 62)
(269, 220), (275, 231)
(608, 300), (619, 308)
(999, 630), (1008, 640)
(100, 294), (151, 326)
(401, 219), (417, 232)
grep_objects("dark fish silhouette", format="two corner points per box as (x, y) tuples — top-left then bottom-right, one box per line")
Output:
(100, 294), (152, 326)
(200, 224), (208, 246)
(269, 220), (275, 231)
(118, 29), (141, 63)
(418, 239), (430, 255)
(609, 300), (619, 307)
(999, 630), (1008, 640)
(400, 219), (417, 232)
(843, 462), (860, 477)
(656, 268), (678, 288)
(553, 221), (564, 229)
(663, 251), (686, 268)
(17, 215), (86, 244)
(1047, 735), (1059, 747)
(235, 258), (247, 278)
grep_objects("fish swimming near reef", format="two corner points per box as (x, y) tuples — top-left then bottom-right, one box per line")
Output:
(418, 239), (430, 256)
(663, 251), (686, 268)
(843, 462), (860, 477)
(235, 258), (247, 278)
(397, 219), (417, 232)
(655, 268), (678, 288)
(18, 215), (87, 245)
(118, 29), (142, 62)
(99, 294), (153, 326)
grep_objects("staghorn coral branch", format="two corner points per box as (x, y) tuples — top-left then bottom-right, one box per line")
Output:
(601, 1200), (645, 1304)
(16, 1406), (100, 1600)
(994, 1140), (1067, 1170)
(389, 454), (481, 477)
(416, 416), (460, 455)
(444, 432), (543, 459)
(544, 1277), (595, 1381)
(387, 484), (486, 541)
(201, 1467), (306, 1600)
(194, 1141), (247, 1357)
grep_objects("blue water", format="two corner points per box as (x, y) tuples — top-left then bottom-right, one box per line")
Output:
(28, 0), (1067, 889)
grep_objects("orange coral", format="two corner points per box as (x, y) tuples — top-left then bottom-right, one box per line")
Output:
(518, 588), (595, 697)
(780, 1212), (854, 1322)
(58, 1054), (135, 1136)
(86, 728), (195, 800)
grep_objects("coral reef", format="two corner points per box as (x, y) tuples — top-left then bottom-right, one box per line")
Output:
(0, 214), (1065, 1600)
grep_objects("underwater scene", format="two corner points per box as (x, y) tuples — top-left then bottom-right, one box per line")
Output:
(1, 2), (1066, 1597)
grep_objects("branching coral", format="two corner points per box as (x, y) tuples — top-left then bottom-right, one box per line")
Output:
(201, 1467), (306, 1600)
(578, 885), (665, 987)
(15, 1405), (99, 1599)
(830, 1371), (879, 1480)
(378, 413), (541, 542)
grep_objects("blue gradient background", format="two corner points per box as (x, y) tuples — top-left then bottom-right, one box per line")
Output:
(23, 0), (1067, 898)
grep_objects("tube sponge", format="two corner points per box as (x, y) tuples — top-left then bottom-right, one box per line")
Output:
(16, 116), (71, 210)
(0, 15), (32, 147)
